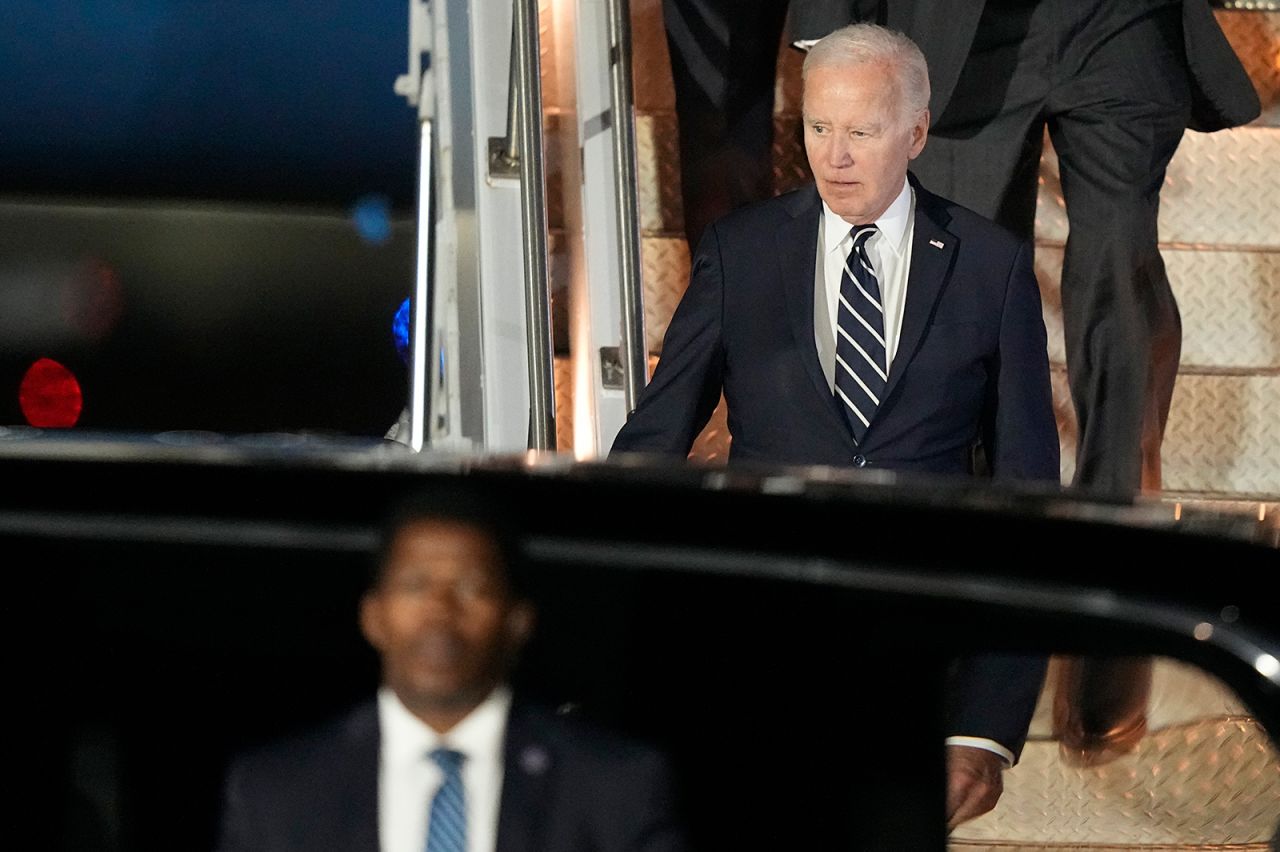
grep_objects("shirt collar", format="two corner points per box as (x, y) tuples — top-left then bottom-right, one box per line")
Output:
(822, 177), (912, 258)
(378, 684), (512, 769)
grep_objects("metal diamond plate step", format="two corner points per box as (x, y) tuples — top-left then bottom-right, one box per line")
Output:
(1163, 372), (1280, 494)
(950, 714), (1280, 850)
(636, 113), (684, 235)
(1026, 658), (1251, 741)
(554, 354), (573, 452)
(630, 0), (676, 114)
(641, 235), (690, 354)
(958, 656), (1279, 850)
(537, 0), (562, 111)
(1035, 247), (1280, 371)
(1036, 127), (1280, 249)
(1217, 10), (1280, 128)
(773, 115), (812, 195)
(1053, 368), (1280, 495)
(635, 113), (817, 235)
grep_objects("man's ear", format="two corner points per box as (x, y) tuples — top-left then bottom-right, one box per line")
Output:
(359, 593), (386, 651)
(909, 109), (930, 159)
(506, 601), (536, 650)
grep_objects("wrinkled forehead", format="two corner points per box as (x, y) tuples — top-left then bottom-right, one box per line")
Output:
(802, 60), (903, 111)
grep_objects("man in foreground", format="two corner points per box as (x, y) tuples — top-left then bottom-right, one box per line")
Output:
(216, 496), (685, 852)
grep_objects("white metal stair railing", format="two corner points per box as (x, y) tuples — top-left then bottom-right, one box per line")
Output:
(514, 0), (558, 452)
(392, 0), (650, 456)
(565, 0), (652, 457)
(392, 0), (554, 454)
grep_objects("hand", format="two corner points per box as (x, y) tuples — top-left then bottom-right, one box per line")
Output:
(946, 745), (1005, 831)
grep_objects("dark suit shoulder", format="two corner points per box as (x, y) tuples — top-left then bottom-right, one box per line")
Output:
(229, 701), (378, 784)
(507, 703), (665, 769)
(914, 180), (1026, 253)
(504, 703), (686, 852)
(705, 185), (819, 241)
(217, 701), (380, 852)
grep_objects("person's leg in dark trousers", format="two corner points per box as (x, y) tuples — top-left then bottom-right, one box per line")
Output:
(663, 0), (790, 249)
(909, 2), (1180, 766)
(1042, 0), (1189, 763)
(908, 0), (1051, 243)
(1047, 0), (1191, 497)
(915, 0), (1191, 497)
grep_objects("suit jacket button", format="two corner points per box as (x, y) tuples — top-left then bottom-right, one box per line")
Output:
(852, 454), (867, 467)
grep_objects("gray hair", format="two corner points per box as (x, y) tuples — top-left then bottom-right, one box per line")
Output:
(802, 23), (931, 124)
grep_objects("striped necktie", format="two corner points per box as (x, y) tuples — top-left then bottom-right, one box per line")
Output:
(425, 748), (467, 852)
(834, 224), (887, 444)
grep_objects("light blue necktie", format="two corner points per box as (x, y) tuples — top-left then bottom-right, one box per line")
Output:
(425, 748), (467, 852)
(834, 224), (887, 444)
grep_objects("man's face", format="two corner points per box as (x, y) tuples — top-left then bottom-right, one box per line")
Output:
(803, 61), (928, 224)
(360, 519), (532, 716)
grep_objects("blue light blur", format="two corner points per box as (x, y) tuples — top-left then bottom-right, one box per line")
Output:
(393, 297), (410, 364)
(352, 194), (393, 245)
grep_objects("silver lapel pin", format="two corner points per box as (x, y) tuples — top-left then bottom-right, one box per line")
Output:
(929, 239), (944, 249)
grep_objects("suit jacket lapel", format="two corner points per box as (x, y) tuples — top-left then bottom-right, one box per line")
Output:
(495, 705), (555, 852)
(777, 186), (860, 443)
(881, 180), (957, 409)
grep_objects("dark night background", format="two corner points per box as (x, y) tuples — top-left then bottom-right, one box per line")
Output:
(1, 1), (421, 436)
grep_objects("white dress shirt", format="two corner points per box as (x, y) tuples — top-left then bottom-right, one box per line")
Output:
(812, 178), (1017, 768)
(378, 686), (511, 852)
(814, 178), (915, 392)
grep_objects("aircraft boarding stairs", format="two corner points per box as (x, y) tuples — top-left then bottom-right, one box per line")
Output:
(395, 1), (1278, 847)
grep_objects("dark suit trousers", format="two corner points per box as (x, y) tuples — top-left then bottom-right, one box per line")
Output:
(913, 0), (1192, 496)
(662, 0), (790, 248)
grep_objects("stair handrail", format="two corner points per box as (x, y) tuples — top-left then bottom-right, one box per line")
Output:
(512, 0), (558, 450)
(606, 0), (650, 414)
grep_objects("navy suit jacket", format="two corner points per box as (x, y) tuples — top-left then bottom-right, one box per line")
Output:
(611, 178), (1058, 756)
(216, 700), (685, 852)
(614, 178), (1059, 485)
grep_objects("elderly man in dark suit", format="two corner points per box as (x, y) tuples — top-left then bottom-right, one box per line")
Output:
(614, 23), (1059, 826)
(671, 0), (1260, 497)
(216, 499), (685, 852)
(790, 0), (1261, 769)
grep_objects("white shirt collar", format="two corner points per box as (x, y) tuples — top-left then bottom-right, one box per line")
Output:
(378, 684), (512, 769)
(822, 177), (912, 258)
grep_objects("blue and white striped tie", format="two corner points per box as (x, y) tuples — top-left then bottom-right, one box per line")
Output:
(834, 224), (887, 444)
(425, 748), (467, 852)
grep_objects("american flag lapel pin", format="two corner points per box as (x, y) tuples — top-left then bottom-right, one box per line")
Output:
(929, 239), (945, 249)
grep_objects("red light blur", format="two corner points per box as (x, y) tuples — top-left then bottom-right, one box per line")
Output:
(19, 358), (83, 428)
